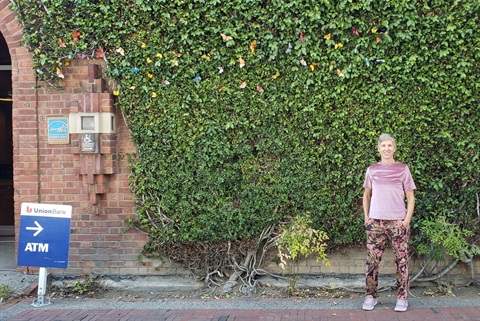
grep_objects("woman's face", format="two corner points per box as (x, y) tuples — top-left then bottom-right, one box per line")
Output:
(378, 139), (396, 162)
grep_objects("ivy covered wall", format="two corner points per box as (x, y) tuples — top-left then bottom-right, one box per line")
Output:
(10, 0), (479, 275)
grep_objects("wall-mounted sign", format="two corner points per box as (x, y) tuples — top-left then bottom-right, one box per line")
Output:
(80, 133), (99, 153)
(48, 118), (69, 144)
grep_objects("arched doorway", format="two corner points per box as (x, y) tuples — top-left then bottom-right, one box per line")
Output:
(0, 31), (13, 239)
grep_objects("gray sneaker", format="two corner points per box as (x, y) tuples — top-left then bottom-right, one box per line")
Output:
(362, 295), (378, 311)
(394, 299), (408, 312)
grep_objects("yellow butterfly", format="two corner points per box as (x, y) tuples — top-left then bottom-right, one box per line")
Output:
(239, 57), (245, 68)
(56, 67), (64, 79)
(221, 33), (233, 42)
(239, 81), (247, 89)
(336, 69), (344, 77)
(272, 71), (280, 79)
(250, 40), (257, 53)
(310, 62), (317, 71)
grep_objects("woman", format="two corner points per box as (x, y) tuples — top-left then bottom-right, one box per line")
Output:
(362, 134), (416, 312)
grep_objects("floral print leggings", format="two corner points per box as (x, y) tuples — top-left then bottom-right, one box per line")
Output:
(365, 219), (409, 300)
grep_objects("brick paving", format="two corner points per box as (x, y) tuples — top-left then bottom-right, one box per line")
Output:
(5, 306), (480, 321)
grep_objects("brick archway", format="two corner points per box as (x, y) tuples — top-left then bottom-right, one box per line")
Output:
(0, 2), (41, 232)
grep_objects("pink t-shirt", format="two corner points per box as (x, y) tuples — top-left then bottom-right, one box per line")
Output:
(363, 162), (416, 220)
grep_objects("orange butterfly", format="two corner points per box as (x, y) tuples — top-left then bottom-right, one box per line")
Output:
(57, 38), (66, 48)
(72, 31), (80, 41)
(96, 48), (105, 59)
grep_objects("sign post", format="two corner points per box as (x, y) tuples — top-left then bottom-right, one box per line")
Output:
(17, 202), (72, 306)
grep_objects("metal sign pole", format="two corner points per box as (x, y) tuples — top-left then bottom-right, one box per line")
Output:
(32, 267), (51, 307)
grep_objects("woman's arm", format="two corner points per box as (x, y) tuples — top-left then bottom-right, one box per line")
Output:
(363, 188), (372, 225)
(403, 190), (415, 228)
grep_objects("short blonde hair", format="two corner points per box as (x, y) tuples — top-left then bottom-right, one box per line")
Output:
(378, 133), (396, 148)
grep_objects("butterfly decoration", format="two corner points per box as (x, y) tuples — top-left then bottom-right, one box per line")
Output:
(218, 86), (226, 92)
(334, 43), (343, 49)
(239, 81), (247, 89)
(58, 38), (66, 48)
(352, 26), (360, 37)
(201, 54), (211, 60)
(221, 33), (233, 42)
(113, 90), (119, 96)
(151, 92), (157, 98)
(172, 51), (182, 57)
(365, 58), (370, 67)
(36, 69), (43, 75)
(116, 47), (125, 56)
(147, 73), (153, 79)
(285, 43), (292, 54)
(256, 85), (264, 92)
(141, 42), (147, 48)
(300, 59), (307, 66)
(299, 32), (305, 42)
(324, 33), (331, 40)
(170, 59), (179, 66)
(329, 61), (334, 71)
(96, 48), (105, 59)
(156, 53), (163, 58)
(272, 71), (280, 79)
(130, 85), (136, 90)
(193, 73), (201, 82)
(131, 67), (140, 73)
(376, 36), (381, 44)
(64, 60), (70, 67)
(56, 67), (64, 79)
(309, 62), (317, 71)
(146, 57), (152, 63)
(218, 67), (224, 74)
(376, 59), (385, 63)
(336, 69), (344, 77)
(371, 28), (377, 34)
(250, 40), (257, 53)
(71, 31), (80, 41)
(239, 57), (245, 68)
(161, 79), (170, 85)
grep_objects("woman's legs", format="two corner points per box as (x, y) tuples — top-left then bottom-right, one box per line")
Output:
(388, 220), (409, 300)
(365, 219), (409, 299)
(365, 219), (388, 298)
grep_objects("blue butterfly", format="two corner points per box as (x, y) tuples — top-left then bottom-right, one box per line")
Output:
(193, 73), (201, 82)
(285, 43), (292, 54)
(131, 67), (140, 73)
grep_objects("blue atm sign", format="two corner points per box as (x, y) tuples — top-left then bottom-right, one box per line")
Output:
(18, 203), (72, 269)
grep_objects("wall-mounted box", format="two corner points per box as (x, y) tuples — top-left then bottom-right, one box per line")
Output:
(69, 112), (116, 134)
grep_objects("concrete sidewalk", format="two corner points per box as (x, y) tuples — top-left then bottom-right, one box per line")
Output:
(3, 296), (480, 321)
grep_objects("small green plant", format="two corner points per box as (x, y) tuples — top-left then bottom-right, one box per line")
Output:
(276, 213), (330, 295)
(72, 276), (97, 295)
(418, 215), (479, 262)
(0, 284), (13, 302)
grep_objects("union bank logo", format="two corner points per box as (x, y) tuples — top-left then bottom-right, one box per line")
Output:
(25, 205), (67, 215)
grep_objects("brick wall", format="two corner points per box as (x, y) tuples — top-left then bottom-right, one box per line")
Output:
(1, 1), (478, 279)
